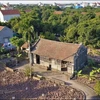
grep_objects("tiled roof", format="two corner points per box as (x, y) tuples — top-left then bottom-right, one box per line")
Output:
(25, 9), (31, 13)
(0, 10), (20, 15)
(54, 11), (63, 15)
(32, 39), (81, 61)
(81, 12), (100, 16)
(0, 26), (5, 31)
(2, 5), (8, 8)
(21, 42), (29, 49)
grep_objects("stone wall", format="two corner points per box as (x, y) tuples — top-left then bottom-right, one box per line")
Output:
(74, 46), (87, 71)
(33, 54), (61, 71)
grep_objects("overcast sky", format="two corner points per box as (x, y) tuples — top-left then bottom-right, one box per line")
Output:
(0, 0), (99, 4)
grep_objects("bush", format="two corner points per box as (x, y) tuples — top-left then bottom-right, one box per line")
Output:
(94, 80), (100, 96)
(24, 66), (34, 77)
(88, 58), (95, 66)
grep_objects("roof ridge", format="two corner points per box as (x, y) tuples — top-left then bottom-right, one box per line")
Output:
(0, 26), (5, 31)
(40, 38), (80, 45)
(0, 9), (20, 15)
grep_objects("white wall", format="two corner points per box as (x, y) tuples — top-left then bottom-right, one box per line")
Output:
(3, 14), (20, 22)
(33, 54), (61, 71)
(0, 12), (4, 22)
(0, 13), (20, 22)
(1, 7), (13, 10)
(51, 59), (61, 70)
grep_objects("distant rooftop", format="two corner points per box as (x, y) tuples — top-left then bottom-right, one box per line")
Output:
(0, 10), (20, 15)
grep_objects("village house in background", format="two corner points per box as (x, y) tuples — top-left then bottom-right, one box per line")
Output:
(0, 3), (20, 22)
(22, 39), (87, 76)
(0, 26), (14, 44)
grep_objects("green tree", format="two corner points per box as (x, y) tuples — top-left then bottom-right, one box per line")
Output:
(94, 80), (100, 96)
(40, 32), (56, 40)
(23, 26), (35, 43)
(10, 36), (24, 53)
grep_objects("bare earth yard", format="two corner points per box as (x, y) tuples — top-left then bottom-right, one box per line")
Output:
(0, 69), (84, 99)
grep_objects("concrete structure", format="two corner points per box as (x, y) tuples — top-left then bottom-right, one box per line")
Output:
(1, 3), (13, 10)
(0, 10), (20, 22)
(0, 3), (20, 22)
(74, 3), (83, 9)
(24, 39), (87, 76)
(0, 26), (14, 44)
(21, 39), (87, 76)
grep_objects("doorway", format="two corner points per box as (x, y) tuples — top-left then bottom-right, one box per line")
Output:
(36, 55), (40, 64)
(61, 61), (67, 71)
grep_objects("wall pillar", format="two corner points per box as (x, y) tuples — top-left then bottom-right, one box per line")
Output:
(34, 54), (36, 64)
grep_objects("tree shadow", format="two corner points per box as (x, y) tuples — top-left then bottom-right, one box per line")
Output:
(65, 82), (72, 86)
(14, 60), (29, 69)
(0, 79), (59, 99)
(0, 78), (38, 99)
(91, 95), (100, 100)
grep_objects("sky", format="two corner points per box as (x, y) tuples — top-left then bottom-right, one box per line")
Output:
(0, 0), (100, 4)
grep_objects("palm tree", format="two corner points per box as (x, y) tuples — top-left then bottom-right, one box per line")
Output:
(23, 26), (37, 77)
(24, 26), (35, 43)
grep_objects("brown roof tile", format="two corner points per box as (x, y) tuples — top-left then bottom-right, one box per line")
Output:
(54, 11), (63, 15)
(81, 12), (100, 16)
(32, 39), (81, 61)
(0, 10), (20, 15)
(25, 9), (31, 13)
(0, 26), (4, 31)
(21, 42), (29, 49)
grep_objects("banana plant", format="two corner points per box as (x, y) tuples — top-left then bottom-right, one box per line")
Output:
(89, 70), (97, 81)
(74, 70), (83, 77)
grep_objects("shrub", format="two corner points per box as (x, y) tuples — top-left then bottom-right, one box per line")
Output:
(74, 70), (82, 77)
(88, 58), (95, 66)
(24, 66), (34, 77)
(94, 80), (100, 96)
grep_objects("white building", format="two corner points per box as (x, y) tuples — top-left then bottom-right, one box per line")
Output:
(0, 3), (20, 22)
(81, 2), (89, 7)
(38, 2), (44, 6)
(1, 3), (13, 10)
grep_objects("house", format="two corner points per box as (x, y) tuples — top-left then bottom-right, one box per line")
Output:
(0, 3), (20, 22)
(21, 42), (29, 52)
(54, 11), (63, 15)
(0, 26), (14, 44)
(27, 39), (87, 76)
(1, 3), (13, 10)
(25, 9), (31, 13)
(74, 4), (83, 9)
(0, 10), (20, 22)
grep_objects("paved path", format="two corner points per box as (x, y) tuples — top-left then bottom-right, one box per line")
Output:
(47, 75), (98, 100)
(66, 80), (97, 100)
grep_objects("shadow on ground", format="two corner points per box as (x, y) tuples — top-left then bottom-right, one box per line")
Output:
(91, 95), (100, 100)
(65, 82), (72, 86)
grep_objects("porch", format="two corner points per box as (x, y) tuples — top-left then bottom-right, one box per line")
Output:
(61, 61), (74, 74)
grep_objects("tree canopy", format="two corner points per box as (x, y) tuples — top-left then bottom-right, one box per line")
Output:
(2, 5), (100, 49)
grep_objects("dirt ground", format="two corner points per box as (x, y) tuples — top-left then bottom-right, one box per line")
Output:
(0, 68), (84, 99)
